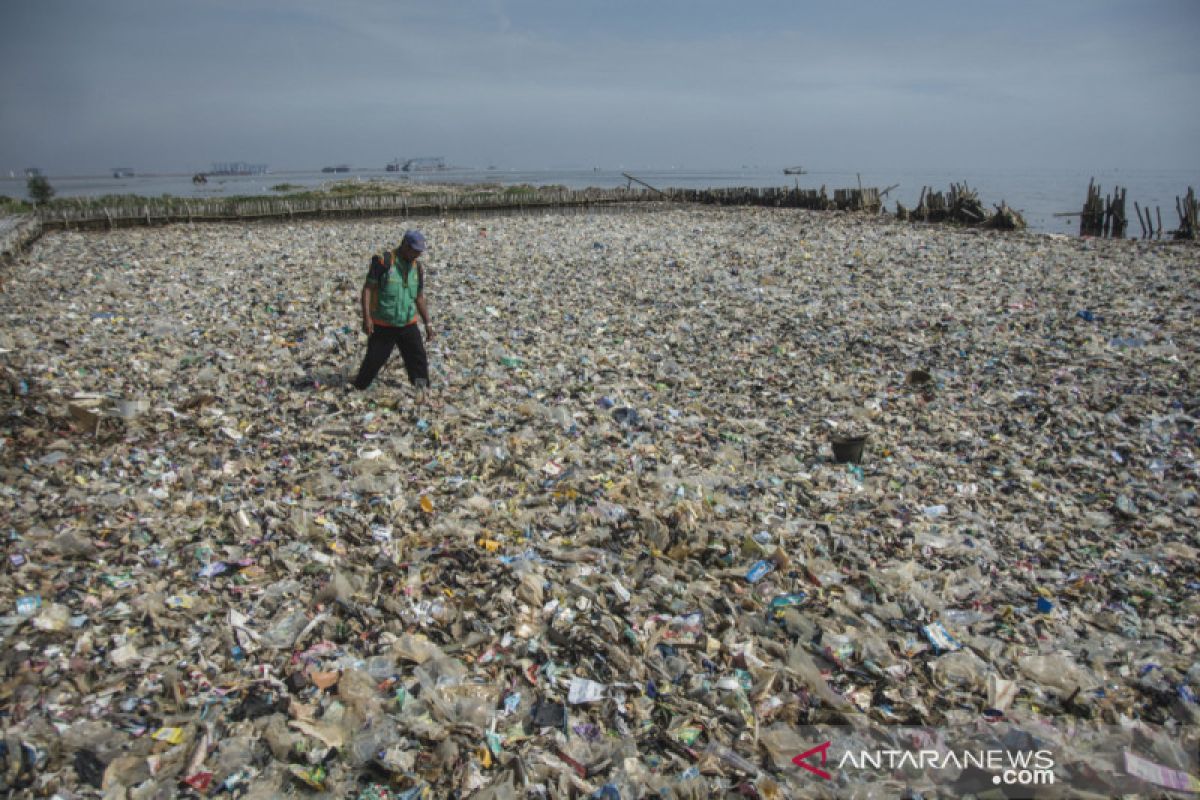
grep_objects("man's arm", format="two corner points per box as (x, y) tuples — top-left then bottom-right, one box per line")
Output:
(415, 293), (433, 340)
(416, 265), (433, 340)
(360, 285), (376, 335)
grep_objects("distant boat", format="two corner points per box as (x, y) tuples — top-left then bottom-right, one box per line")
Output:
(386, 160), (402, 172)
(209, 162), (268, 176)
(402, 157), (446, 173)
(783, 166), (807, 175)
(321, 165), (351, 173)
(112, 167), (135, 178)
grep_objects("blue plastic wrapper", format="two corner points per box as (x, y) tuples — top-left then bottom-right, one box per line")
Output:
(768, 593), (808, 619)
(15, 595), (41, 616)
(922, 621), (962, 653)
(745, 560), (774, 583)
(196, 562), (228, 578)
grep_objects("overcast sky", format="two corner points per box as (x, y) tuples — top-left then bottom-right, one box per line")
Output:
(2, 0), (1197, 175)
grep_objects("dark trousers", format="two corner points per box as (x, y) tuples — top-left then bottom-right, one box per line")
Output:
(353, 324), (429, 390)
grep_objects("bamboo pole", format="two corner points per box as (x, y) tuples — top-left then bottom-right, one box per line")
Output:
(621, 173), (665, 196)
(1179, 188), (1199, 240)
(1112, 187), (1127, 238)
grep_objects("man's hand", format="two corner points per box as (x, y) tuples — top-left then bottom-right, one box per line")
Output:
(362, 318), (374, 335)
(424, 323), (435, 342)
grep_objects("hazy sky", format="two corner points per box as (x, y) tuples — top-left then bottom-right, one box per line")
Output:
(2, 0), (1197, 174)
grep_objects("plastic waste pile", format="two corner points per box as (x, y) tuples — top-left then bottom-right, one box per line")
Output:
(0, 210), (1197, 797)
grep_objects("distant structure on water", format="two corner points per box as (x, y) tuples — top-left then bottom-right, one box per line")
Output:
(209, 162), (268, 176)
(321, 165), (351, 173)
(24, 167), (43, 178)
(112, 167), (135, 178)
(386, 157), (446, 173)
(783, 166), (807, 175)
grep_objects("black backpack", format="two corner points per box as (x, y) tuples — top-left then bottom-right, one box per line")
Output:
(368, 250), (395, 290)
(367, 249), (422, 294)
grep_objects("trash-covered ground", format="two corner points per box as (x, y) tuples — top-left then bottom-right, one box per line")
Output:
(1, 207), (1197, 798)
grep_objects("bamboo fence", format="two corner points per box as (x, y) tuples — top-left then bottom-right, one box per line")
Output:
(0, 215), (43, 261)
(22, 181), (1190, 242)
(32, 182), (897, 231)
(34, 188), (657, 231)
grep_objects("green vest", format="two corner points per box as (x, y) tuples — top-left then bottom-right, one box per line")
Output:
(374, 261), (420, 326)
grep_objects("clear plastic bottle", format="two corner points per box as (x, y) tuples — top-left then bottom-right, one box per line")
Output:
(260, 609), (309, 649)
(349, 721), (399, 766)
(365, 654), (398, 681)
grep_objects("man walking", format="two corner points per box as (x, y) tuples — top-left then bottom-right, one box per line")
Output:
(352, 230), (435, 403)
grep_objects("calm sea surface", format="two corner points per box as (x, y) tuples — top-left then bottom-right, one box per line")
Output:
(2, 166), (1195, 236)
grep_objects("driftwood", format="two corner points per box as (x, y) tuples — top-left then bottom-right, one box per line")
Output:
(913, 184), (980, 224)
(984, 202), (1026, 231)
(921, 183), (982, 223)
(898, 183), (1023, 230)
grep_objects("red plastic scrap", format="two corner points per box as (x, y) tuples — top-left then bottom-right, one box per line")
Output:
(552, 745), (588, 779)
(183, 771), (214, 792)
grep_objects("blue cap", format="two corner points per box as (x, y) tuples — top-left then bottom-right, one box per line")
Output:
(401, 229), (427, 252)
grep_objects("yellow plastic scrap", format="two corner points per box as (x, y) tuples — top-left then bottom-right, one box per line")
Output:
(288, 764), (327, 790)
(151, 727), (185, 746)
(239, 565), (266, 581)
